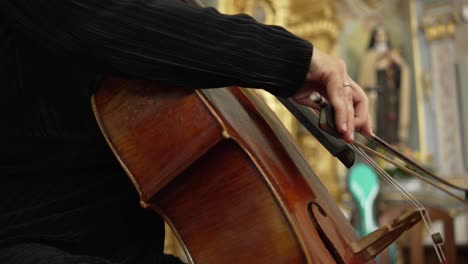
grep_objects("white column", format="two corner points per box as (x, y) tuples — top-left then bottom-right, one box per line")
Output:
(429, 39), (465, 176)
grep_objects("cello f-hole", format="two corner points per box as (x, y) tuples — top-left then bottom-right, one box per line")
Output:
(308, 202), (346, 264)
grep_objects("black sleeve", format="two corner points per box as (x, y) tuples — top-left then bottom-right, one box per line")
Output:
(0, 0), (312, 97)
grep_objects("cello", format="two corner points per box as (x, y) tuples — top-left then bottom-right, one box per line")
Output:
(91, 78), (434, 263)
(91, 1), (468, 262)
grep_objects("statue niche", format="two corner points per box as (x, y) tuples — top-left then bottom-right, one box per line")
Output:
(358, 25), (410, 146)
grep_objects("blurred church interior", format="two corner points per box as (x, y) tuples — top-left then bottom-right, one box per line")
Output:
(165, 0), (468, 263)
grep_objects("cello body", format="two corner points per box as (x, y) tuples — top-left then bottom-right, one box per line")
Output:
(92, 77), (373, 263)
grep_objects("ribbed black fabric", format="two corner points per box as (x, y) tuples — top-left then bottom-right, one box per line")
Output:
(0, 1), (313, 263)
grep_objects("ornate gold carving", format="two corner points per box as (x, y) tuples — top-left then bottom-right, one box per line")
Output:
(219, 0), (280, 24)
(287, 20), (339, 52)
(422, 12), (457, 41)
(423, 22), (456, 41)
(286, 1), (339, 53)
(364, 0), (381, 9)
(219, 0), (340, 52)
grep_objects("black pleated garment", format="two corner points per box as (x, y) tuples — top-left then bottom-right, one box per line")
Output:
(0, 1), (313, 263)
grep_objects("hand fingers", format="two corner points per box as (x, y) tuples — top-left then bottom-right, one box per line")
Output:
(348, 77), (373, 137)
(343, 83), (355, 143)
(298, 48), (373, 140)
(291, 82), (326, 110)
(324, 60), (349, 136)
(294, 74), (373, 141)
(361, 114), (374, 137)
(327, 75), (349, 135)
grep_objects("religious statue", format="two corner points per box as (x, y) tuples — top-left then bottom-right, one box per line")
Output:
(358, 25), (410, 146)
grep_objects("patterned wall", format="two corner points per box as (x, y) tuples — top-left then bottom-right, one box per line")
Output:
(429, 39), (465, 175)
(419, 1), (467, 176)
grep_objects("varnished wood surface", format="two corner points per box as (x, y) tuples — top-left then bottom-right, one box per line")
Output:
(93, 78), (372, 263)
(93, 78), (223, 200)
(154, 140), (306, 263)
(200, 88), (362, 263)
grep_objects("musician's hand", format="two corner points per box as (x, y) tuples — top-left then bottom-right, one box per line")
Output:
(292, 48), (373, 143)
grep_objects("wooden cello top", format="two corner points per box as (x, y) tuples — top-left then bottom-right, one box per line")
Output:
(92, 77), (392, 263)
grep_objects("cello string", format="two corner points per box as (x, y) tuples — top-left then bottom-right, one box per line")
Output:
(311, 91), (466, 199)
(370, 135), (454, 188)
(309, 102), (428, 221)
(353, 141), (465, 203)
(307, 92), (445, 261)
(351, 145), (445, 263)
(352, 145), (428, 230)
(351, 145), (420, 208)
(351, 146), (444, 263)
(352, 142), (450, 262)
